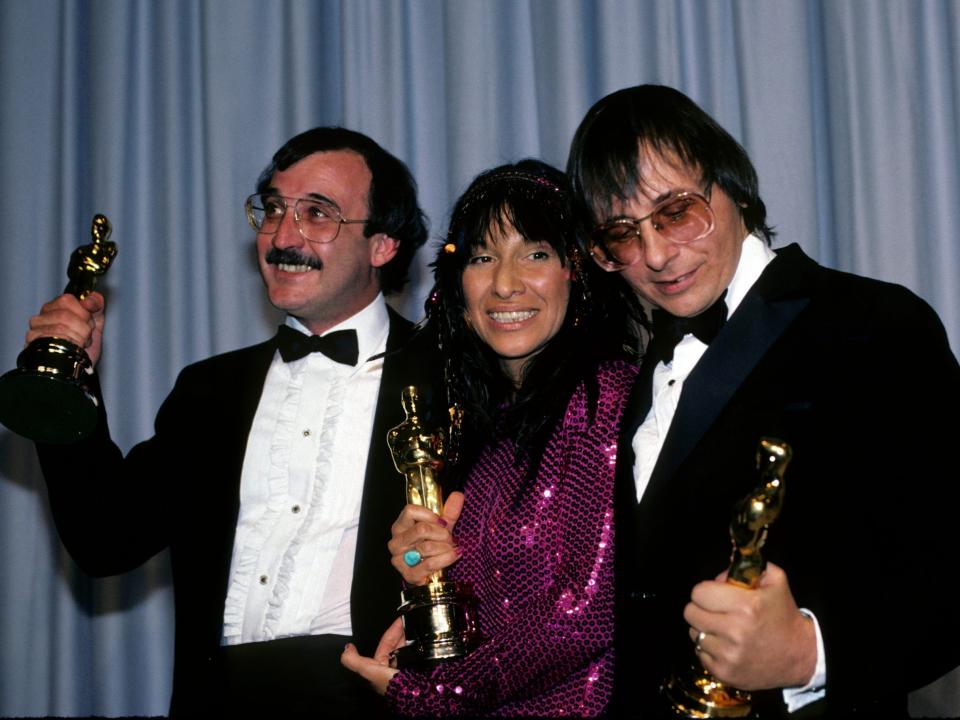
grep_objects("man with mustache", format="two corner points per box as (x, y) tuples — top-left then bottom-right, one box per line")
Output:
(24, 127), (436, 716)
(567, 85), (960, 717)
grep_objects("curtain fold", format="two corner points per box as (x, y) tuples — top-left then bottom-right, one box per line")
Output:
(1, 1), (957, 715)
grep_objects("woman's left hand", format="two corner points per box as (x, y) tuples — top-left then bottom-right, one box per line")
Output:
(389, 491), (465, 585)
(340, 617), (406, 695)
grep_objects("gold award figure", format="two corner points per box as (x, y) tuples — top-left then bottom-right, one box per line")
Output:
(390, 388), (445, 517)
(65, 214), (117, 299)
(662, 437), (792, 718)
(387, 385), (481, 668)
(0, 214), (117, 443)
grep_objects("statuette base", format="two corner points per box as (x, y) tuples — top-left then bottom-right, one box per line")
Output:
(392, 580), (482, 669)
(0, 338), (97, 443)
(662, 663), (752, 718)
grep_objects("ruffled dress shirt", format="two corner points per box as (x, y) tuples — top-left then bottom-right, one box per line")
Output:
(221, 296), (389, 645)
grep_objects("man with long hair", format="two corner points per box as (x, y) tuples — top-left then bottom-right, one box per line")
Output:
(568, 84), (960, 717)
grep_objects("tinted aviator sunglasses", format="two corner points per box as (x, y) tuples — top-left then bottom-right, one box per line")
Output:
(589, 191), (715, 266)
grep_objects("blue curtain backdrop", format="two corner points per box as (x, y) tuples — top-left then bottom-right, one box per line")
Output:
(1, 1), (958, 716)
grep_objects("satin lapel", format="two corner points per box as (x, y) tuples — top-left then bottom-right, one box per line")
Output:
(613, 358), (653, 585)
(351, 309), (422, 650)
(643, 245), (815, 503)
(360, 309), (416, 520)
(357, 309), (415, 546)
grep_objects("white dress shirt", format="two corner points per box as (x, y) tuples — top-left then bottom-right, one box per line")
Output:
(632, 235), (826, 710)
(221, 295), (389, 645)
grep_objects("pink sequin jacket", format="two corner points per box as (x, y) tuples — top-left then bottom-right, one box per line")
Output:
(386, 361), (637, 717)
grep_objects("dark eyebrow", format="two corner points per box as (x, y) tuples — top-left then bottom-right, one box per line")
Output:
(260, 187), (341, 210)
(604, 188), (695, 222)
(651, 189), (680, 205)
(303, 192), (340, 210)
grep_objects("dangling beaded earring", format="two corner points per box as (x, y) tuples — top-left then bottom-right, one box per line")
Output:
(426, 274), (465, 467)
(569, 247), (591, 328)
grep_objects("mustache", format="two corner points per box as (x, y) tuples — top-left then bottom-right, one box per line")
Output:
(265, 248), (323, 270)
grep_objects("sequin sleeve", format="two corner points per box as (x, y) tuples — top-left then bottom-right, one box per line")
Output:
(385, 361), (637, 717)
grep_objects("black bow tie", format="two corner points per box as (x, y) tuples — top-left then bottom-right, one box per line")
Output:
(649, 291), (728, 365)
(275, 325), (359, 366)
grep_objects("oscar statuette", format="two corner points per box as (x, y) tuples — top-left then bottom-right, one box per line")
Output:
(0, 214), (117, 443)
(662, 437), (793, 718)
(387, 385), (482, 668)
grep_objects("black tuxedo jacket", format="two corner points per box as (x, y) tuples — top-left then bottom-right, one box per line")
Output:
(613, 245), (960, 718)
(37, 307), (442, 715)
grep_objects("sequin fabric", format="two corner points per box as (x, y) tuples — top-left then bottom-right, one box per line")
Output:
(387, 361), (637, 717)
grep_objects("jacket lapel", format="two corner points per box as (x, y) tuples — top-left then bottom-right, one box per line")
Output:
(641, 245), (815, 505)
(350, 309), (429, 652)
(358, 308), (417, 533)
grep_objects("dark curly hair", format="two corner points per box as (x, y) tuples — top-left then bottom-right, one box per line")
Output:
(426, 159), (637, 488)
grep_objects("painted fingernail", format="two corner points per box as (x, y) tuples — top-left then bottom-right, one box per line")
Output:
(437, 518), (448, 527)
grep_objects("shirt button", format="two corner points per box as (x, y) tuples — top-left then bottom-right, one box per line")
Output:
(291, 505), (301, 514)
(302, 429), (311, 437)
(259, 575), (268, 585)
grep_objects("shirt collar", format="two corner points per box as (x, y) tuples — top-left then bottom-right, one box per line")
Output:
(726, 233), (777, 318)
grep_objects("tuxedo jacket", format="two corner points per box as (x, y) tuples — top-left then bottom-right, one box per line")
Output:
(36, 307), (442, 714)
(613, 245), (960, 718)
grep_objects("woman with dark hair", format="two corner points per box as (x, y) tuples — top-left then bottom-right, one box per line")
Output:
(342, 159), (638, 716)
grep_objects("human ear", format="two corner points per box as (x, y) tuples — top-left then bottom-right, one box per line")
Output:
(369, 233), (400, 268)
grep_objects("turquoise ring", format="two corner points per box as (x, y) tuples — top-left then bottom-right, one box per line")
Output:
(403, 549), (422, 567)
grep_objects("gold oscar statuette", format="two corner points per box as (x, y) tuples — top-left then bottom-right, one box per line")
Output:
(387, 385), (482, 668)
(662, 437), (793, 718)
(0, 214), (117, 443)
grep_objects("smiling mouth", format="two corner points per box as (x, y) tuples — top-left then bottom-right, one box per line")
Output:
(277, 263), (316, 273)
(489, 310), (537, 323)
(656, 268), (696, 289)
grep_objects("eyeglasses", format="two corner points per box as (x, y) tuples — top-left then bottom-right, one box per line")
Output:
(245, 193), (367, 244)
(589, 191), (715, 266)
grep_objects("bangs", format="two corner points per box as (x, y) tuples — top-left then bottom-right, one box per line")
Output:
(569, 85), (770, 242)
(453, 182), (572, 265)
(577, 130), (705, 225)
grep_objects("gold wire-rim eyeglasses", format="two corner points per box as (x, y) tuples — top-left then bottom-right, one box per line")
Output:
(245, 193), (368, 244)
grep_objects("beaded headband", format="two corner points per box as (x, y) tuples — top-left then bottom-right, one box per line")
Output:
(449, 169), (569, 235)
